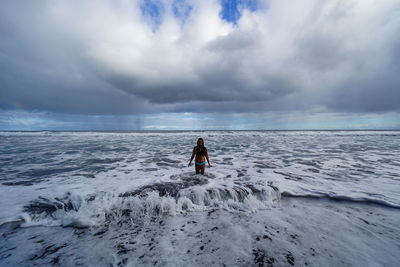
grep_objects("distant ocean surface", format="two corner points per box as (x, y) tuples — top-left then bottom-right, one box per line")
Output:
(1, 131), (399, 266)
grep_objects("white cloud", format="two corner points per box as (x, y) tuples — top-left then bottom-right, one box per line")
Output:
(1, 0), (399, 115)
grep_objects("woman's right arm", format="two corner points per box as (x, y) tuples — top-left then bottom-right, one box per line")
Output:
(188, 147), (195, 167)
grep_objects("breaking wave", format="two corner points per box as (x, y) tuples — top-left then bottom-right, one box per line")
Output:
(16, 174), (281, 229)
(281, 191), (400, 209)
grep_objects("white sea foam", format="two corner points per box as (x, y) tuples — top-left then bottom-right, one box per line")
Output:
(0, 131), (399, 266)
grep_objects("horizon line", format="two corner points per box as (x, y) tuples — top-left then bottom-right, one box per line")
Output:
(1, 129), (400, 132)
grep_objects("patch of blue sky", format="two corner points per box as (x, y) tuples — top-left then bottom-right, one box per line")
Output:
(172, 0), (193, 25)
(140, 0), (258, 30)
(220, 0), (258, 24)
(140, 0), (193, 29)
(140, 0), (164, 31)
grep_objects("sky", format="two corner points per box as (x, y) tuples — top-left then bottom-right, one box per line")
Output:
(1, 0), (400, 130)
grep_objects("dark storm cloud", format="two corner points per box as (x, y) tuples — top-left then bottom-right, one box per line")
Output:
(0, 0), (399, 116)
(105, 68), (296, 105)
(327, 60), (400, 112)
(0, 1), (153, 115)
(0, 48), (150, 115)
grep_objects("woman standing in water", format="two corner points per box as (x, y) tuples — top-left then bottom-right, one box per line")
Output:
(188, 138), (212, 175)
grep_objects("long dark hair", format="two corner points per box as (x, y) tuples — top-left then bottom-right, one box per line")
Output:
(196, 138), (205, 157)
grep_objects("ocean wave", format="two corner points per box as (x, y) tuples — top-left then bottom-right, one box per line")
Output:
(16, 176), (280, 228)
(9, 175), (400, 230)
(281, 191), (400, 209)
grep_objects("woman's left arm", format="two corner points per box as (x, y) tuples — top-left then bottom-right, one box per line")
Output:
(205, 148), (212, 167)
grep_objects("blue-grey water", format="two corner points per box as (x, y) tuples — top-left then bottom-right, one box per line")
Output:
(0, 131), (399, 266)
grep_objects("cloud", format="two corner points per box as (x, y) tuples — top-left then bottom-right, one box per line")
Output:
(1, 109), (399, 131)
(0, 0), (399, 117)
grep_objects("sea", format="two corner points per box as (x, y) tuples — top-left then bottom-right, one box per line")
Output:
(0, 130), (399, 266)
